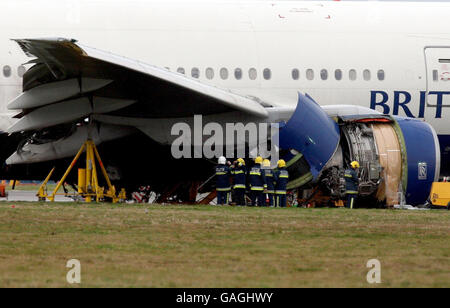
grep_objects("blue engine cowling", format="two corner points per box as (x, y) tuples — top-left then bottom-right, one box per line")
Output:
(395, 117), (440, 205)
(279, 93), (340, 179)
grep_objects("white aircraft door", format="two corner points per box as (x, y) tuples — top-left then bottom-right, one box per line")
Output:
(425, 47), (450, 107)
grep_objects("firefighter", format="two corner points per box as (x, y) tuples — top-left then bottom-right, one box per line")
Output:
(216, 156), (231, 205)
(274, 160), (289, 207)
(262, 159), (275, 207)
(344, 161), (360, 209)
(231, 158), (247, 206)
(249, 156), (266, 207)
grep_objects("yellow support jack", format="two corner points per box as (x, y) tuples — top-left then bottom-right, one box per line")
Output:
(39, 139), (125, 203)
(37, 167), (55, 201)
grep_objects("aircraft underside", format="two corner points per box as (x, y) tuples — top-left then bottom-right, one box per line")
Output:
(0, 94), (445, 207)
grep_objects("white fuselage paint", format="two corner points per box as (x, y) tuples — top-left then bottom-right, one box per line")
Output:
(0, 0), (449, 136)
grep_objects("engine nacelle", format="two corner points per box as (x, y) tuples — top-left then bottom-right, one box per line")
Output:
(280, 94), (440, 207)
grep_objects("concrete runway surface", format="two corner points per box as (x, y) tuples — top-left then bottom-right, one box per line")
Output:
(1, 190), (73, 202)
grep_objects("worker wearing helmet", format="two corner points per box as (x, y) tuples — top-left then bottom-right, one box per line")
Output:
(216, 156), (231, 205)
(231, 158), (247, 206)
(274, 160), (289, 207)
(344, 161), (360, 209)
(249, 156), (266, 206)
(262, 159), (275, 207)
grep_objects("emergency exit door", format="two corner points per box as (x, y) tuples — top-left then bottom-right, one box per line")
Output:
(424, 47), (450, 107)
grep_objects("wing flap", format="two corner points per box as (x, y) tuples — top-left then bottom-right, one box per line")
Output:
(8, 78), (113, 110)
(8, 97), (136, 133)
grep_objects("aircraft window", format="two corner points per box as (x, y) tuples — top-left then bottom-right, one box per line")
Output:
(177, 67), (185, 75)
(220, 68), (229, 80)
(335, 69), (342, 81)
(234, 68), (242, 80)
(206, 68), (214, 80)
(306, 69), (314, 80)
(292, 69), (299, 80)
(17, 65), (26, 78)
(433, 70), (439, 82)
(349, 69), (357, 81)
(377, 69), (385, 81)
(320, 69), (328, 80)
(439, 59), (450, 63)
(3, 65), (11, 78)
(249, 68), (257, 80)
(363, 69), (371, 81)
(263, 68), (271, 80)
(191, 68), (200, 79)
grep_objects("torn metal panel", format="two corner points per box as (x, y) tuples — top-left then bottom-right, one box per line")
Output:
(279, 93), (340, 179)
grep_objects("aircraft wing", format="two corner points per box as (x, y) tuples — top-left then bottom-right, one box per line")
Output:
(8, 38), (269, 133)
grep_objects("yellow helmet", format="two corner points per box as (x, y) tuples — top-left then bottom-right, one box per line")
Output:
(278, 159), (286, 168)
(255, 156), (263, 164)
(263, 159), (271, 168)
(237, 158), (245, 165)
(351, 161), (360, 169)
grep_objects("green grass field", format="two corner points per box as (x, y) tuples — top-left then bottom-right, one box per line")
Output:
(0, 202), (448, 288)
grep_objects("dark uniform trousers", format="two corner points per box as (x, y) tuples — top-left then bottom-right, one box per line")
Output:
(234, 188), (246, 206)
(276, 192), (287, 208)
(346, 193), (357, 209)
(274, 169), (289, 207)
(263, 169), (275, 207)
(250, 190), (265, 207)
(217, 190), (230, 205)
(267, 193), (274, 207)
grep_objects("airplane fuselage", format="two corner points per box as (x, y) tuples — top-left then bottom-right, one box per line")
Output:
(0, 0), (449, 171)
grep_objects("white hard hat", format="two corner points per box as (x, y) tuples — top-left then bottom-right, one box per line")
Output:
(218, 156), (226, 165)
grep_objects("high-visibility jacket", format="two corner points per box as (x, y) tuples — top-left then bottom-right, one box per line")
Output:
(231, 164), (247, 189)
(344, 168), (359, 194)
(263, 169), (275, 193)
(249, 164), (266, 191)
(216, 165), (231, 191)
(274, 168), (289, 194)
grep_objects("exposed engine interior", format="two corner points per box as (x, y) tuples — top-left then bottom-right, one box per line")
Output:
(283, 104), (440, 207)
(302, 119), (399, 208)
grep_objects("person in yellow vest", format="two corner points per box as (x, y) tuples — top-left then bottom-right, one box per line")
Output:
(274, 160), (289, 207)
(231, 158), (247, 206)
(249, 156), (266, 206)
(262, 159), (275, 207)
(216, 156), (231, 205)
(344, 161), (360, 209)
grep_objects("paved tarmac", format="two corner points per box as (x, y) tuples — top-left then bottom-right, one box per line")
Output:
(1, 190), (74, 202)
